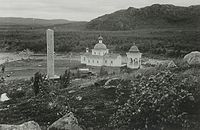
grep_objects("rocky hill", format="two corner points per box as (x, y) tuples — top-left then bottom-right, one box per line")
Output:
(86, 4), (200, 30)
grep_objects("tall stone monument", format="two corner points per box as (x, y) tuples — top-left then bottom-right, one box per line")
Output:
(46, 29), (55, 79)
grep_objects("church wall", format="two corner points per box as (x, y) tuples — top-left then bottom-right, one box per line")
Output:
(103, 56), (122, 67)
(86, 57), (104, 66)
(81, 55), (87, 64)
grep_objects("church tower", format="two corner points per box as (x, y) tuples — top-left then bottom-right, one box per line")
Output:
(126, 43), (142, 69)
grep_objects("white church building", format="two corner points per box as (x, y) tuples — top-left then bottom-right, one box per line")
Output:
(81, 36), (142, 69)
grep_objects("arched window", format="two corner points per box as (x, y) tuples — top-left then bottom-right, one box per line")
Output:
(84, 57), (86, 61)
(134, 58), (138, 65)
(130, 58), (133, 63)
(97, 60), (99, 63)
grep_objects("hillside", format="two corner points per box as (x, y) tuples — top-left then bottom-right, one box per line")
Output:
(87, 4), (200, 31)
(0, 17), (74, 26)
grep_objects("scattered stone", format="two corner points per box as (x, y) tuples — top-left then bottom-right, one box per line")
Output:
(0, 121), (41, 130)
(84, 106), (95, 110)
(76, 96), (82, 101)
(157, 60), (177, 69)
(104, 78), (120, 87)
(68, 90), (76, 94)
(167, 60), (177, 68)
(0, 93), (10, 102)
(48, 112), (83, 130)
(184, 51), (200, 65)
(17, 87), (22, 91)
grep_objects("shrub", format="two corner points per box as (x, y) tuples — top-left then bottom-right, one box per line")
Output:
(60, 69), (71, 88)
(110, 70), (200, 129)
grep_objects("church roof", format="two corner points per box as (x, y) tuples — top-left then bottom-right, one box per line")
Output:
(129, 43), (140, 53)
(94, 43), (107, 50)
(104, 53), (120, 59)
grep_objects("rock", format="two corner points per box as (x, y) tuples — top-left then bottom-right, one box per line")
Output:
(17, 87), (22, 91)
(184, 51), (200, 65)
(48, 112), (83, 130)
(0, 93), (10, 102)
(167, 60), (177, 68)
(157, 60), (177, 69)
(68, 90), (76, 94)
(76, 96), (82, 101)
(0, 121), (41, 130)
(104, 78), (120, 87)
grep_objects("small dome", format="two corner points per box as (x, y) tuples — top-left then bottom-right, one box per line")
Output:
(94, 43), (107, 50)
(129, 43), (140, 53)
(98, 35), (103, 40)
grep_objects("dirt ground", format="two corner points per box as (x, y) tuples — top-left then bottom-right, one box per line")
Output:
(2, 54), (81, 81)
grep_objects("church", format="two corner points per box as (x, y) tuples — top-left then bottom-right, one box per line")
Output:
(81, 36), (142, 69)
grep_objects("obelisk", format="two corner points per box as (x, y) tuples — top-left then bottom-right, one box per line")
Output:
(47, 29), (55, 78)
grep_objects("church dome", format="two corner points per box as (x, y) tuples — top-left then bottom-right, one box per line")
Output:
(94, 35), (107, 50)
(129, 43), (140, 53)
(94, 43), (107, 50)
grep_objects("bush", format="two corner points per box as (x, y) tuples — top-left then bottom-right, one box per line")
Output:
(60, 69), (71, 88)
(110, 70), (200, 130)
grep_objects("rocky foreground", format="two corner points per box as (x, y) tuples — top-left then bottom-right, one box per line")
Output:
(0, 62), (200, 130)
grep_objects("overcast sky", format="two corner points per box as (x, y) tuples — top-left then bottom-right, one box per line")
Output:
(0, 0), (199, 21)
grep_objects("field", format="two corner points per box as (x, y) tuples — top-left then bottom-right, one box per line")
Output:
(1, 54), (81, 80)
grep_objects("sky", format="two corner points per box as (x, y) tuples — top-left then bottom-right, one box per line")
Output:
(0, 0), (200, 21)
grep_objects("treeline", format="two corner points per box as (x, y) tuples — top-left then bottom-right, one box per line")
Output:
(0, 28), (199, 58)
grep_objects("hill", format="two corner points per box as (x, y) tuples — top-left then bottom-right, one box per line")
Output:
(86, 4), (200, 31)
(0, 17), (74, 26)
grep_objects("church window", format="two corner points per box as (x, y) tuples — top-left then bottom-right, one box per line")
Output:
(105, 60), (107, 63)
(88, 60), (90, 63)
(93, 60), (94, 63)
(94, 52), (96, 55)
(97, 60), (99, 63)
(111, 61), (113, 64)
(84, 57), (86, 61)
(134, 58), (138, 65)
(130, 58), (133, 63)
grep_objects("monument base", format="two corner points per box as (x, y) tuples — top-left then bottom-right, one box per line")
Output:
(48, 75), (60, 80)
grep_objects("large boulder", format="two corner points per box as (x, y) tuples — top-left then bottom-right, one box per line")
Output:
(184, 51), (200, 65)
(0, 121), (41, 130)
(48, 112), (83, 130)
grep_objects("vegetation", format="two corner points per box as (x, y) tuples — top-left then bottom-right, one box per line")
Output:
(0, 27), (199, 58)
(0, 63), (200, 129)
(110, 69), (200, 129)
(60, 69), (71, 88)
